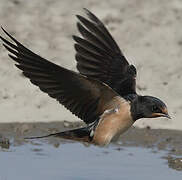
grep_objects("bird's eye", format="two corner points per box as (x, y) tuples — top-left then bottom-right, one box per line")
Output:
(152, 105), (159, 112)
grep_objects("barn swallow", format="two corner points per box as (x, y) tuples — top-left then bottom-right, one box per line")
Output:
(0, 9), (170, 146)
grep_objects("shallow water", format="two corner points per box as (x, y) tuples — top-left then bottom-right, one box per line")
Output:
(0, 140), (182, 180)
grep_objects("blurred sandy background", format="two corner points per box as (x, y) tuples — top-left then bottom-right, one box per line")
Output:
(0, 0), (181, 130)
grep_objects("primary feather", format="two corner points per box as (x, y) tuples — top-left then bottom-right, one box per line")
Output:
(74, 8), (137, 96)
(0, 27), (118, 124)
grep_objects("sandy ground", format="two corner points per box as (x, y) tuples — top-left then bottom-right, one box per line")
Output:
(0, 0), (182, 130)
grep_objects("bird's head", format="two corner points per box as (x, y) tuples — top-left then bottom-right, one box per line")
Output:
(131, 95), (170, 121)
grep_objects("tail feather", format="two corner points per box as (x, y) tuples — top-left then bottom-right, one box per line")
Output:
(25, 127), (92, 143)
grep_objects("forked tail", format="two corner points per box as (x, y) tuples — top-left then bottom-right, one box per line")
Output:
(25, 127), (92, 143)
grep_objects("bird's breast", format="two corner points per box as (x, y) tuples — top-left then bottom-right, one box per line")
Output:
(92, 99), (134, 146)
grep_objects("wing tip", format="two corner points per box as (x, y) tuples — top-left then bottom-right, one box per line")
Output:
(1, 26), (6, 33)
(0, 27), (8, 42)
(83, 8), (94, 19)
(76, 14), (83, 21)
(77, 8), (91, 18)
(83, 8), (90, 15)
(72, 35), (83, 43)
(72, 35), (77, 41)
(0, 26), (20, 46)
(1, 26), (10, 38)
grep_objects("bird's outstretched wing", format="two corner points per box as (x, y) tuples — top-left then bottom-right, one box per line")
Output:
(0, 27), (118, 124)
(74, 9), (137, 96)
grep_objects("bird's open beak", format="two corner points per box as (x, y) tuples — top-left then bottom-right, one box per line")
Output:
(151, 112), (171, 119)
(151, 107), (171, 119)
(159, 113), (171, 119)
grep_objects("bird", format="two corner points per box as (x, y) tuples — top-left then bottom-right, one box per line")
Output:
(0, 9), (170, 146)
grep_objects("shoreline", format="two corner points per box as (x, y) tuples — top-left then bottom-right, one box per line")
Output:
(0, 121), (182, 171)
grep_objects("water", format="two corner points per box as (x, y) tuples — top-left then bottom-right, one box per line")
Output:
(0, 141), (181, 180)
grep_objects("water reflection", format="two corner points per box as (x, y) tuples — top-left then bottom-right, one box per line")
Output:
(0, 140), (182, 180)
